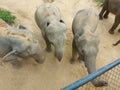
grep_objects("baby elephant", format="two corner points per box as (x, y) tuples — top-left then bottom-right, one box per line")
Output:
(0, 19), (44, 67)
(71, 8), (108, 87)
(35, 3), (67, 61)
(99, 0), (120, 34)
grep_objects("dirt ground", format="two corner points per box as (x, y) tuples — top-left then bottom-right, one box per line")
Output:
(0, 0), (120, 90)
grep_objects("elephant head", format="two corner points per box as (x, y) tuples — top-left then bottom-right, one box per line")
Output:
(76, 34), (107, 87)
(29, 40), (45, 64)
(45, 19), (67, 61)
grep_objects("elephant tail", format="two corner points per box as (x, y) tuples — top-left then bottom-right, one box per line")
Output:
(113, 40), (120, 46)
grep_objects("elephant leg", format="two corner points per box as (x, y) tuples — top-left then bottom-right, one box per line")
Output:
(43, 35), (52, 52)
(103, 11), (109, 19)
(78, 50), (85, 61)
(109, 14), (120, 34)
(70, 38), (78, 64)
(84, 56), (108, 87)
(1, 50), (22, 68)
(118, 28), (120, 33)
(113, 40), (120, 46)
(1, 50), (17, 61)
(99, 5), (107, 20)
(99, 0), (109, 20)
(77, 53), (84, 64)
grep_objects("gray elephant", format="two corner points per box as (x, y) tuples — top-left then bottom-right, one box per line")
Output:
(35, 3), (67, 61)
(99, 0), (120, 34)
(0, 19), (44, 67)
(71, 8), (108, 87)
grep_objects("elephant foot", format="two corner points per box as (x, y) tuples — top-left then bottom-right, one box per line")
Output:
(11, 60), (22, 69)
(103, 15), (108, 19)
(109, 30), (114, 34)
(46, 47), (52, 52)
(118, 29), (120, 33)
(77, 57), (83, 63)
(99, 16), (103, 20)
(70, 58), (75, 64)
(93, 80), (108, 87)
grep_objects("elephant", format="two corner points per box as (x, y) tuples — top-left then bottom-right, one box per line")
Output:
(0, 19), (44, 68)
(71, 8), (108, 87)
(35, 3), (67, 61)
(99, 0), (120, 34)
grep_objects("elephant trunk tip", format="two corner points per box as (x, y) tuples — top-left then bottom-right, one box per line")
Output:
(55, 54), (62, 62)
(92, 79), (108, 87)
(54, 46), (64, 62)
(39, 56), (45, 64)
(34, 55), (45, 64)
(58, 57), (62, 62)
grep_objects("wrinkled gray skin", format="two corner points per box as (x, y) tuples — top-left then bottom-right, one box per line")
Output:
(0, 19), (44, 68)
(35, 3), (67, 61)
(99, 0), (120, 34)
(71, 9), (108, 87)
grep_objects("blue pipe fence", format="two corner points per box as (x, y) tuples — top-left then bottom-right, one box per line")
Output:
(61, 58), (120, 90)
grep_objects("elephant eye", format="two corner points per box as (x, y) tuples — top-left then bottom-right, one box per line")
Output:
(47, 22), (50, 26)
(60, 19), (64, 23)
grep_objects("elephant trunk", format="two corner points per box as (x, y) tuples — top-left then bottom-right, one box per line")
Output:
(54, 45), (64, 61)
(33, 49), (45, 64)
(84, 55), (107, 87)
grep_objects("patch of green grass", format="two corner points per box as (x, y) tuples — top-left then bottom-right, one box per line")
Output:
(97, 0), (105, 3)
(0, 9), (16, 25)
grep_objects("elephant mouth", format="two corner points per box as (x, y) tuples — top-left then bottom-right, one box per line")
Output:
(78, 50), (85, 61)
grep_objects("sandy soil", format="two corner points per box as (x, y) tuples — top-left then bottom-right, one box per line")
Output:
(0, 0), (120, 90)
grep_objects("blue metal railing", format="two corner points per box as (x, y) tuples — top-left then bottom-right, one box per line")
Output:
(61, 58), (120, 90)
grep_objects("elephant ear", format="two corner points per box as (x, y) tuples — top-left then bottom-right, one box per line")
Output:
(75, 34), (86, 48)
(74, 33), (86, 60)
